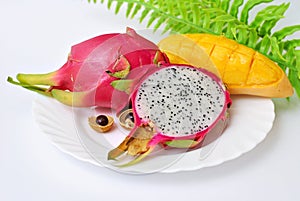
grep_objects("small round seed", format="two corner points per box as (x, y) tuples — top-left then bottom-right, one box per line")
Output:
(125, 112), (134, 123)
(96, 115), (109, 126)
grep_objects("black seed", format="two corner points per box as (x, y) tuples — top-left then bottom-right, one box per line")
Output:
(125, 112), (134, 123)
(96, 115), (109, 126)
(227, 102), (231, 108)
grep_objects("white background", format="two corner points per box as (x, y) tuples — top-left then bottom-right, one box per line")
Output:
(1, 0), (300, 200)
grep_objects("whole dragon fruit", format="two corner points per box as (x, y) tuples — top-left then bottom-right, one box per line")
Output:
(108, 64), (232, 166)
(8, 28), (168, 112)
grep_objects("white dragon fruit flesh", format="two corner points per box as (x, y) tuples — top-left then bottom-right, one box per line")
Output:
(109, 64), (232, 166)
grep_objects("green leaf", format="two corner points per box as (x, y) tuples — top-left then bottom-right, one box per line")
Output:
(258, 3), (289, 35)
(289, 69), (300, 97)
(258, 35), (271, 54)
(273, 25), (300, 41)
(229, 0), (244, 18)
(212, 14), (237, 23)
(7, 77), (52, 97)
(250, 4), (285, 29)
(295, 50), (300, 78)
(247, 28), (259, 48)
(139, 8), (151, 23)
(237, 27), (248, 44)
(107, 0), (113, 9)
(225, 22), (235, 39)
(125, 2), (134, 17)
(284, 39), (300, 49)
(130, 3), (141, 19)
(213, 20), (225, 34)
(114, 1), (123, 14)
(190, 1), (200, 24)
(240, 0), (273, 24)
(154, 16), (167, 31)
(146, 12), (157, 27)
(269, 36), (286, 61)
(221, 0), (230, 12)
(178, 1), (187, 20)
(203, 12), (211, 30)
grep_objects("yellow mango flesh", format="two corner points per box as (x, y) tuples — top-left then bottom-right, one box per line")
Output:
(158, 34), (294, 98)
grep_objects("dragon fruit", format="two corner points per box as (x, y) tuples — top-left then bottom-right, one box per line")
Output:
(8, 28), (168, 111)
(108, 64), (232, 166)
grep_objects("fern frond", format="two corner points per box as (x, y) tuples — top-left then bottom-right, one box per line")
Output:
(89, 0), (300, 96)
(240, 0), (273, 24)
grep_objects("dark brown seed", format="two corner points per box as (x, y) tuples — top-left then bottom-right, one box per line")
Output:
(125, 112), (134, 123)
(96, 115), (109, 126)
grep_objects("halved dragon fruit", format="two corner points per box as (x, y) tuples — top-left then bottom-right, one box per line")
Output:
(108, 64), (232, 166)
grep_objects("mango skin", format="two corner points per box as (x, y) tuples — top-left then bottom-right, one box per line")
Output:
(158, 34), (294, 98)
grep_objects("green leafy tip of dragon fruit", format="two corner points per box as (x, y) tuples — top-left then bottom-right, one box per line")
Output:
(89, 0), (300, 97)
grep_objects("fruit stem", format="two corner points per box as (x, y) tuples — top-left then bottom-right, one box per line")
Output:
(16, 71), (57, 86)
(51, 89), (86, 107)
(7, 76), (52, 97)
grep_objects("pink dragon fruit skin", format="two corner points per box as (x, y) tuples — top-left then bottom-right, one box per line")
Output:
(108, 64), (232, 166)
(10, 28), (168, 111)
(16, 33), (119, 91)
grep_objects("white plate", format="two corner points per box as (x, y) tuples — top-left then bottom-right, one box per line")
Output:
(33, 95), (275, 174)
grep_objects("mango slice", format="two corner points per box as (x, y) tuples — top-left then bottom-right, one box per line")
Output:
(158, 34), (294, 98)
